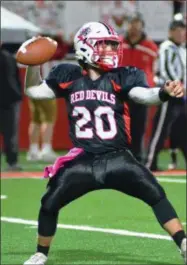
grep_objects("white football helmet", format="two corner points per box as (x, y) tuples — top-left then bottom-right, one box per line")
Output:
(74, 21), (123, 71)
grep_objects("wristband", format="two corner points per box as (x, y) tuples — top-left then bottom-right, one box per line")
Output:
(159, 88), (171, 102)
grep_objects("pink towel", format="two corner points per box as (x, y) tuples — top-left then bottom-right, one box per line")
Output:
(43, 147), (84, 178)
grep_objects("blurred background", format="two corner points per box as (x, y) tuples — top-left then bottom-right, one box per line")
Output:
(0, 0), (186, 171)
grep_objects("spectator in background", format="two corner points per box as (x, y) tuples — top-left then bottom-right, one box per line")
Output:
(173, 0), (185, 16)
(168, 111), (187, 170)
(103, 0), (136, 36)
(27, 98), (58, 162)
(145, 18), (186, 171)
(27, 34), (70, 162)
(49, 34), (70, 60)
(0, 46), (22, 171)
(121, 14), (158, 162)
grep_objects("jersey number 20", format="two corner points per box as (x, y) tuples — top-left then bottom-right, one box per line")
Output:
(72, 106), (117, 140)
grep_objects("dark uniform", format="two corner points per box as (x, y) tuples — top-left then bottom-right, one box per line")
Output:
(45, 63), (141, 153)
(0, 49), (22, 169)
(38, 64), (177, 237)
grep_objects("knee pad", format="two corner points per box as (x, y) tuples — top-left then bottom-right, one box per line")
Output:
(152, 197), (178, 226)
(143, 182), (166, 206)
(41, 188), (61, 214)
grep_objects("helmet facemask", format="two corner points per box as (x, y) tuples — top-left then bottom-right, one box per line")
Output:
(91, 38), (123, 71)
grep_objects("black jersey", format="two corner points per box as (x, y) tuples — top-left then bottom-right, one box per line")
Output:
(45, 63), (148, 153)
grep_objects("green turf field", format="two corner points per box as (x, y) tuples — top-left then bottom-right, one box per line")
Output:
(1, 151), (186, 264)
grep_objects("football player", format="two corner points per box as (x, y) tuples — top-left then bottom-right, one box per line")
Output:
(23, 22), (186, 265)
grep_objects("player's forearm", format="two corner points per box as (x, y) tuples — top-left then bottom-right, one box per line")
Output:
(128, 87), (170, 105)
(25, 65), (42, 89)
(24, 66), (55, 99)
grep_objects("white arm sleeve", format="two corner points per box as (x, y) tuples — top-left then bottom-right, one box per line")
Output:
(25, 81), (56, 99)
(128, 87), (162, 105)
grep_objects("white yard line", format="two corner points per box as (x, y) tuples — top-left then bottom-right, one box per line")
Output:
(157, 177), (186, 184)
(1, 216), (171, 241)
(0, 195), (7, 199)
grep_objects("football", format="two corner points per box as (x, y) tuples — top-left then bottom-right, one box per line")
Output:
(16, 36), (58, 65)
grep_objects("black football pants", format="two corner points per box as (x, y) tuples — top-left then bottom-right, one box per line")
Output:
(38, 149), (179, 237)
(41, 149), (166, 212)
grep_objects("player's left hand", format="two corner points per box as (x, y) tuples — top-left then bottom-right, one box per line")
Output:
(163, 80), (184, 98)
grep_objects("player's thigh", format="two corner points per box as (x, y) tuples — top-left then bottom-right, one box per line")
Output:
(40, 99), (57, 123)
(41, 155), (96, 212)
(28, 99), (42, 124)
(105, 150), (166, 206)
